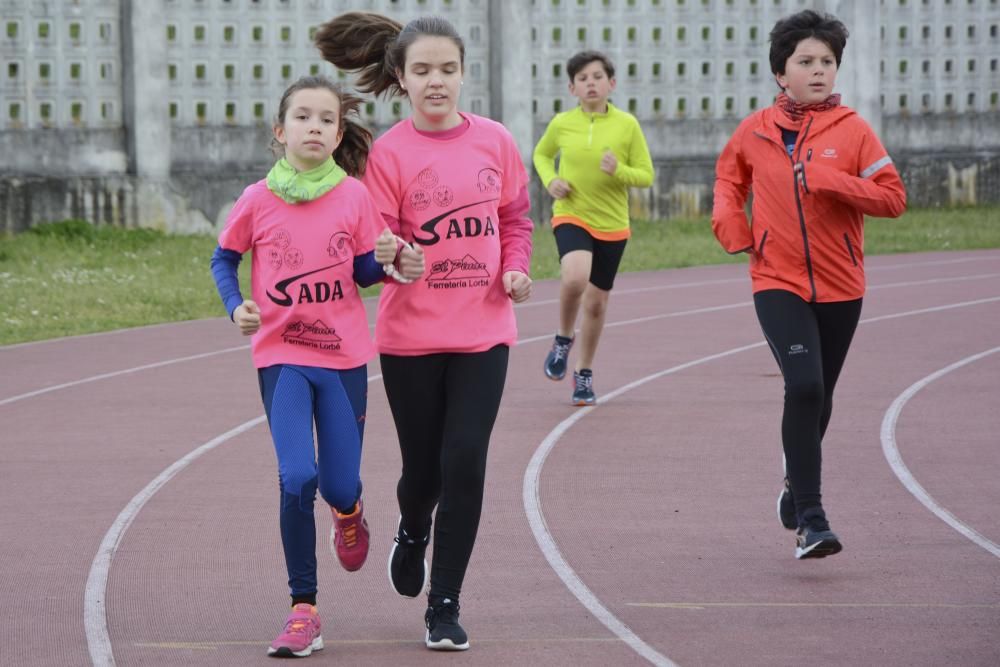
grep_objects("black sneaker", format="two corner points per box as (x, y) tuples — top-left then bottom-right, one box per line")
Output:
(777, 477), (797, 530)
(795, 511), (842, 560)
(387, 517), (430, 597)
(544, 335), (574, 381)
(571, 369), (596, 406)
(424, 598), (469, 651)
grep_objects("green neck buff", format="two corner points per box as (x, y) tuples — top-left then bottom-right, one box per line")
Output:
(266, 157), (346, 204)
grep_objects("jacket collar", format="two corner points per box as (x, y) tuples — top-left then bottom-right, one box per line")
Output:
(752, 103), (855, 145)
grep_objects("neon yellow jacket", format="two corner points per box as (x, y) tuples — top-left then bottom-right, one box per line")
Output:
(533, 103), (654, 239)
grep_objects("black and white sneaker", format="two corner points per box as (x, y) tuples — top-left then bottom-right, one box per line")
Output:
(571, 369), (596, 406)
(387, 517), (430, 597)
(777, 477), (797, 531)
(544, 334), (574, 381)
(424, 598), (469, 651)
(795, 512), (842, 560)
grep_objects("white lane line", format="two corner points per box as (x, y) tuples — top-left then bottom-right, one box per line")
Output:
(85, 372), (386, 667)
(0, 345), (250, 407)
(871, 272), (1000, 290)
(1, 296), (383, 351)
(880, 347), (1000, 559)
(80, 294), (1000, 666)
(5, 251), (997, 355)
(7, 269), (998, 407)
(867, 254), (1000, 272)
(84, 415), (266, 667)
(520, 277), (745, 308)
(524, 343), (763, 667)
(0, 317), (225, 350)
(524, 295), (1000, 666)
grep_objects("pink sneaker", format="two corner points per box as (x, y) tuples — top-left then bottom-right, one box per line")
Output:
(330, 497), (370, 572)
(267, 603), (323, 658)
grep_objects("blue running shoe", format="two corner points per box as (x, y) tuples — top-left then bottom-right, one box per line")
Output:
(544, 335), (574, 381)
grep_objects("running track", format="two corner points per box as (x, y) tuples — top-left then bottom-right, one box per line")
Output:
(1, 249), (998, 667)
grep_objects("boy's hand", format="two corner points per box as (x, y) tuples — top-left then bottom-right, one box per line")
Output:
(398, 243), (425, 281)
(794, 162), (807, 189)
(600, 150), (618, 175)
(503, 270), (532, 303)
(374, 228), (398, 264)
(233, 299), (261, 336)
(547, 178), (572, 199)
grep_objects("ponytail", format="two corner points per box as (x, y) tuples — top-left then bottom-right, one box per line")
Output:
(315, 12), (465, 99)
(333, 91), (372, 178)
(315, 12), (404, 98)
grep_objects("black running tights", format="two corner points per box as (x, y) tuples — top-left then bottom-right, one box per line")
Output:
(754, 290), (862, 519)
(379, 344), (509, 600)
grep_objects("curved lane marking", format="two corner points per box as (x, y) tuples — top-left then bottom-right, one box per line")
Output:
(524, 296), (1000, 666)
(85, 295), (1000, 666)
(84, 415), (267, 667)
(0, 345), (250, 408)
(6, 270), (997, 407)
(880, 346), (1000, 559)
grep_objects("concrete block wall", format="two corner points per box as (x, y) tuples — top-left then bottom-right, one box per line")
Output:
(0, 0), (997, 233)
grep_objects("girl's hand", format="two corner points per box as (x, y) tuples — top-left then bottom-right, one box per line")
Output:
(600, 150), (618, 175)
(233, 299), (261, 336)
(398, 243), (425, 281)
(547, 178), (572, 199)
(374, 228), (398, 265)
(503, 270), (532, 303)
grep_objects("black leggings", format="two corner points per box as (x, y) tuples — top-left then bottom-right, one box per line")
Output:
(379, 344), (509, 600)
(754, 290), (862, 519)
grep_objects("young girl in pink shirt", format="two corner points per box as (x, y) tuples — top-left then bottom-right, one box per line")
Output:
(317, 12), (533, 651)
(211, 76), (423, 658)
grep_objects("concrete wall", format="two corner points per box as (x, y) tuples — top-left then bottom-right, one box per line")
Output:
(1, 0), (998, 233)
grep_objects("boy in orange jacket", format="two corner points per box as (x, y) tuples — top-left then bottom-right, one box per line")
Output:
(712, 9), (906, 559)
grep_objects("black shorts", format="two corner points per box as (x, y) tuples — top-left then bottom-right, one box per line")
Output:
(553, 223), (627, 291)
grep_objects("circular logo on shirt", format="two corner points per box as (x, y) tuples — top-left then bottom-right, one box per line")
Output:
(284, 247), (304, 270)
(477, 168), (502, 194)
(267, 247), (283, 270)
(433, 185), (454, 208)
(409, 190), (431, 211)
(327, 232), (350, 260)
(417, 168), (439, 189)
(272, 228), (292, 250)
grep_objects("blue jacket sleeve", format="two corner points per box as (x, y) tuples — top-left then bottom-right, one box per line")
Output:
(210, 246), (244, 320)
(353, 250), (385, 288)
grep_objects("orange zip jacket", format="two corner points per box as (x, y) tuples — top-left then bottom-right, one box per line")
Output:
(712, 104), (906, 303)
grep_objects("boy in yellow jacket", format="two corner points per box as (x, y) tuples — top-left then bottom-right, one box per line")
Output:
(534, 50), (654, 405)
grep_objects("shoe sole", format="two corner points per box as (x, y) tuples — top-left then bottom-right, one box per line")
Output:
(795, 538), (843, 560)
(387, 517), (428, 598)
(267, 635), (324, 658)
(776, 489), (797, 531)
(544, 367), (566, 381)
(572, 398), (596, 406)
(425, 630), (470, 651)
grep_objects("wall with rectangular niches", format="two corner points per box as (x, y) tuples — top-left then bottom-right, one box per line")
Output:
(158, 0), (491, 130)
(0, 0), (998, 233)
(0, 0), (123, 130)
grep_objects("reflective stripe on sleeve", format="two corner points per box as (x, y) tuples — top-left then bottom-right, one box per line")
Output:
(860, 156), (893, 179)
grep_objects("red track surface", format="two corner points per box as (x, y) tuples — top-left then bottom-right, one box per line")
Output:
(2, 250), (998, 667)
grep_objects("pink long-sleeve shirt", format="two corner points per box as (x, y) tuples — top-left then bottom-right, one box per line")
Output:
(218, 177), (382, 369)
(363, 113), (533, 355)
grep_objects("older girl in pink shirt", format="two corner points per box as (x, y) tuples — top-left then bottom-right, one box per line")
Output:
(317, 12), (533, 651)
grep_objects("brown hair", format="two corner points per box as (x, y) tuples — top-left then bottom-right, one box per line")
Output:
(567, 50), (615, 81)
(270, 75), (373, 177)
(315, 12), (465, 98)
(769, 10), (849, 76)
